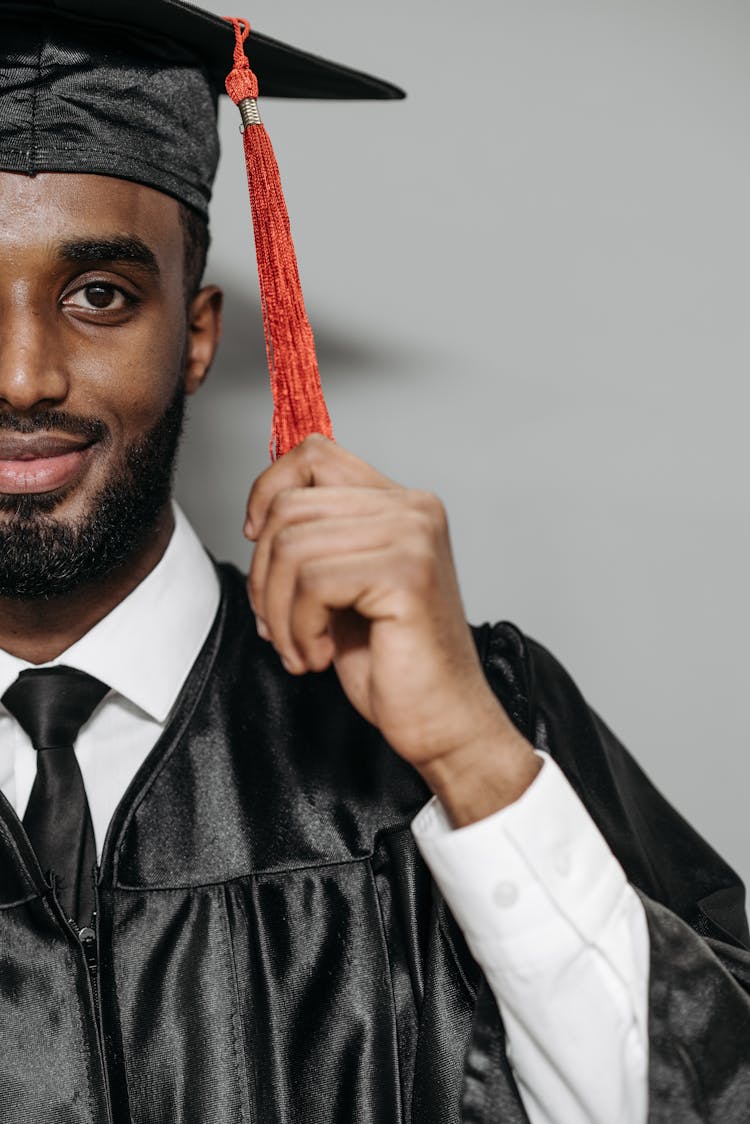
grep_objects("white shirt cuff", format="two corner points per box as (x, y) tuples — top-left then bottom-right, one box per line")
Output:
(411, 751), (649, 1124)
(412, 752), (629, 952)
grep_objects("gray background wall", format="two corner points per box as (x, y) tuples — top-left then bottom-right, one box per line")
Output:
(177, 0), (750, 895)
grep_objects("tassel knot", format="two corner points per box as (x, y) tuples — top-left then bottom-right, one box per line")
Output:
(224, 18), (258, 102)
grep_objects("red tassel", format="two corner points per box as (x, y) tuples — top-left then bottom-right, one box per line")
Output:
(224, 17), (333, 460)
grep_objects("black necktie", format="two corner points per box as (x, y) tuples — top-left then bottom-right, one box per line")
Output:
(2, 666), (109, 928)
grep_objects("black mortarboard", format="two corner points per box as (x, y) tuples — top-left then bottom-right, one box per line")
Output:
(0, 0), (403, 217)
(0, 1), (404, 457)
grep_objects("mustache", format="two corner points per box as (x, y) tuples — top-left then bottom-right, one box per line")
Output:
(0, 410), (109, 445)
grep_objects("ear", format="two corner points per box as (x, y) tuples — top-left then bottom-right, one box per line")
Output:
(183, 285), (223, 395)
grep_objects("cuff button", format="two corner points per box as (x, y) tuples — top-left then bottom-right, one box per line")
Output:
(492, 881), (518, 908)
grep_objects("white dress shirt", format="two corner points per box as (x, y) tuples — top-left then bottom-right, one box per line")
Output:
(0, 503), (220, 855)
(0, 505), (649, 1123)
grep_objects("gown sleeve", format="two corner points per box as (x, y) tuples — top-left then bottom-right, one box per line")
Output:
(461, 622), (750, 1122)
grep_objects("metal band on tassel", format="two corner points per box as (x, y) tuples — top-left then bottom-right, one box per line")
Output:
(238, 97), (262, 132)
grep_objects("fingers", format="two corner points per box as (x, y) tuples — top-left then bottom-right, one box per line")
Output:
(249, 487), (397, 627)
(245, 435), (395, 539)
(250, 487), (447, 618)
(255, 513), (415, 672)
(245, 436), (455, 677)
(286, 552), (387, 674)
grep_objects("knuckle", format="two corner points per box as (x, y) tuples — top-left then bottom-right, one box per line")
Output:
(402, 508), (442, 548)
(419, 490), (449, 528)
(405, 490), (448, 533)
(269, 486), (312, 527)
(409, 509), (435, 537)
(268, 489), (294, 521)
(270, 525), (299, 561)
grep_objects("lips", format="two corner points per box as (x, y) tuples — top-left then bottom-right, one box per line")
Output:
(0, 434), (96, 494)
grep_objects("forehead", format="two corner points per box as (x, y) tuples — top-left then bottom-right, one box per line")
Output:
(0, 172), (183, 258)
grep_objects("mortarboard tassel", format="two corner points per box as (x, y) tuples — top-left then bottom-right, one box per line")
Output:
(224, 17), (334, 460)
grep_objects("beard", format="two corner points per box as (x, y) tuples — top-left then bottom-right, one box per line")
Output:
(0, 385), (186, 600)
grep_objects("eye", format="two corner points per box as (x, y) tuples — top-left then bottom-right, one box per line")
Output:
(65, 282), (131, 311)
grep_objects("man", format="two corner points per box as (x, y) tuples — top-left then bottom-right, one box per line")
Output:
(0, 3), (748, 1123)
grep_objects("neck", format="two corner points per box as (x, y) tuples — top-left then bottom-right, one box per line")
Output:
(0, 505), (175, 664)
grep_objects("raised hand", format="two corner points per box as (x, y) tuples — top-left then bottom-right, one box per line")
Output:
(246, 436), (539, 825)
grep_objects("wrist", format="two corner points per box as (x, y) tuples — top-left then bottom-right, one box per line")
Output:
(417, 718), (541, 828)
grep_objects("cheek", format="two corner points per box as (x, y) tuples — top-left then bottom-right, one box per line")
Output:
(67, 319), (187, 437)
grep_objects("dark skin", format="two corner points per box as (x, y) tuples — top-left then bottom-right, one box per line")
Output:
(0, 173), (222, 660)
(0, 171), (539, 827)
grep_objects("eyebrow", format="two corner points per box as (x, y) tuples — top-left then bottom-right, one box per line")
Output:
(59, 236), (160, 278)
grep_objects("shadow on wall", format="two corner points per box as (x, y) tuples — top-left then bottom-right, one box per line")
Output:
(205, 273), (421, 388)
(175, 274), (429, 564)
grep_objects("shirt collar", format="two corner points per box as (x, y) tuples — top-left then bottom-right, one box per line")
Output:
(0, 503), (221, 722)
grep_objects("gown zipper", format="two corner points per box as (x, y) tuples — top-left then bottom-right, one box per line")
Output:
(52, 870), (115, 1124)
(79, 923), (100, 1017)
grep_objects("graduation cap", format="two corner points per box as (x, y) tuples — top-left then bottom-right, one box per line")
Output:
(0, 0), (405, 457)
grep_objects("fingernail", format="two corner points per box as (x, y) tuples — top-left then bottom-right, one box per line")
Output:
(244, 518), (256, 540)
(256, 616), (270, 640)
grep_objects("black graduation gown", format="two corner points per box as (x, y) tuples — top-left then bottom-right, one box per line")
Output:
(0, 563), (747, 1123)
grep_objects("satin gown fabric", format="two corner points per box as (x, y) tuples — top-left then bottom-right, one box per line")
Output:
(0, 564), (747, 1123)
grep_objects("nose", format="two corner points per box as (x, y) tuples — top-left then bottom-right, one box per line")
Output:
(0, 294), (69, 412)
